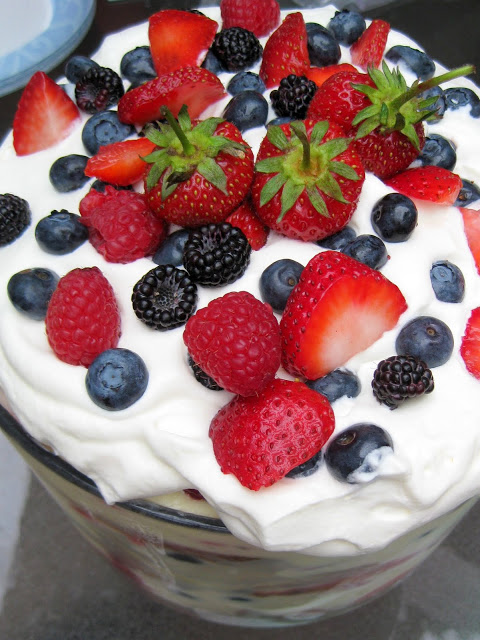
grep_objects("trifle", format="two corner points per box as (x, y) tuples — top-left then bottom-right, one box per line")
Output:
(1, 0), (480, 627)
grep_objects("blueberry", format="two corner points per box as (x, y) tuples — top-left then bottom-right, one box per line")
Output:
(317, 225), (356, 251)
(307, 369), (361, 404)
(86, 348), (149, 410)
(305, 23), (341, 67)
(412, 134), (456, 170)
(223, 91), (268, 132)
(385, 45), (435, 80)
(454, 179), (480, 206)
(326, 424), (393, 483)
(395, 316), (454, 367)
(259, 259), (304, 312)
(120, 46), (156, 86)
(82, 111), (135, 155)
(343, 234), (388, 270)
(327, 10), (366, 45)
(201, 49), (225, 75)
(227, 72), (266, 96)
(286, 450), (323, 478)
(7, 268), (59, 320)
(90, 180), (133, 193)
(49, 155), (90, 192)
(64, 55), (100, 84)
(267, 116), (292, 127)
(444, 87), (480, 118)
(419, 86), (446, 121)
(430, 261), (465, 303)
(153, 229), (190, 266)
(35, 210), (88, 255)
(371, 193), (418, 243)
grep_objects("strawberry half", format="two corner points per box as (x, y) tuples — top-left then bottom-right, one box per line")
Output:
(305, 63), (357, 88)
(384, 166), (462, 205)
(148, 9), (218, 75)
(84, 138), (156, 186)
(460, 307), (480, 379)
(13, 72), (81, 156)
(209, 378), (335, 490)
(259, 12), (309, 89)
(350, 19), (390, 70)
(118, 66), (226, 127)
(280, 251), (407, 379)
(460, 207), (480, 274)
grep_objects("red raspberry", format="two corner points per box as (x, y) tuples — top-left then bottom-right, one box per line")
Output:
(226, 200), (269, 250)
(209, 378), (335, 490)
(79, 186), (167, 263)
(220, 0), (280, 37)
(45, 267), (121, 367)
(183, 291), (281, 396)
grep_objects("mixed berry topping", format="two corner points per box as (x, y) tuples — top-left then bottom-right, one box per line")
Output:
(372, 355), (434, 410)
(0, 193), (31, 246)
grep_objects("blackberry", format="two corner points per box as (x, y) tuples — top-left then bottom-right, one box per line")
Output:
(0, 193), (31, 246)
(132, 265), (198, 330)
(372, 355), (434, 410)
(211, 27), (263, 72)
(75, 67), (124, 114)
(270, 75), (317, 119)
(188, 354), (223, 391)
(183, 223), (251, 287)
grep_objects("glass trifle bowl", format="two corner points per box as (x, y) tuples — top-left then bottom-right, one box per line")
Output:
(2, 0), (480, 631)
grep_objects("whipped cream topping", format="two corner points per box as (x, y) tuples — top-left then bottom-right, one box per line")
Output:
(1, 6), (480, 556)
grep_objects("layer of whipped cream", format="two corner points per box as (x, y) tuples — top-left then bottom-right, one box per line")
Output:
(1, 6), (480, 556)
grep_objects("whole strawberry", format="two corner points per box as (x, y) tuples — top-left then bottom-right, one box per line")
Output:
(79, 187), (167, 263)
(183, 291), (281, 396)
(220, 0), (280, 37)
(45, 267), (121, 367)
(143, 106), (254, 226)
(251, 119), (364, 242)
(226, 199), (269, 250)
(209, 378), (335, 490)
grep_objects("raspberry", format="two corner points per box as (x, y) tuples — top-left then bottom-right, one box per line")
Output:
(45, 267), (121, 367)
(209, 378), (335, 489)
(0, 193), (31, 246)
(75, 66), (124, 113)
(372, 355), (434, 409)
(79, 186), (166, 263)
(183, 291), (281, 396)
(212, 27), (263, 72)
(220, 0), (280, 38)
(271, 74), (318, 119)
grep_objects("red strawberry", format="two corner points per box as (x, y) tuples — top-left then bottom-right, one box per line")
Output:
(460, 207), (480, 274)
(45, 267), (121, 367)
(220, 0), (280, 37)
(305, 63), (357, 88)
(259, 13), (310, 89)
(280, 251), (407, 379)
(384, 166), (462, 204)
(13, 72), (81, 156)
(79, 187), (167, 263)
(117, 66), (226, 127)
(209, 378), (335, 490)
(84, 138), (156, 186)
(143, 106), (254, 226)
(226, 200), (269, 250)
(252, 119), (365, 242)
(350, 19), (390, 70)
(460, 307), (480, 379)
(148, 9), (218, 75)
(183, 291), (281, 396)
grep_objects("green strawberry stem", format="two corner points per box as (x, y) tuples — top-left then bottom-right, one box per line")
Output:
(160, 106), (195, 156)
(290, 122), (311, 171)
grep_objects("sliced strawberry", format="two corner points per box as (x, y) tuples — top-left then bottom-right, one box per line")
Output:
(460, 307), (480, 379)
(220, 0), (280, 37)
(350, 19), (390, 70)
(226, 200), (269, 250)
(305, 63), (357, 88)
(118, 66), (226, 127)
(84, 138), (156, 186)
(384, 166), (462, 205)
(259, 13), (310, 89)
(149, 9), (218, 75)
(281, 251), (407, 379)
(13, 72), (81, 156)
(460, 207), (480, 274)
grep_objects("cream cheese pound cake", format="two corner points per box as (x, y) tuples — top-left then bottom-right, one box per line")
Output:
(1, 1), (480, 557)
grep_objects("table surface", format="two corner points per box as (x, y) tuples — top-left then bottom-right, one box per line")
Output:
(2, 1), (480, 638)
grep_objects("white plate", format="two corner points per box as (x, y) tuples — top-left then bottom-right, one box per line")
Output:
(0, 0), (96, 97)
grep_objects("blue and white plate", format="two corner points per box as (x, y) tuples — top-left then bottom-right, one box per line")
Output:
(0, 0), (96, 97)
